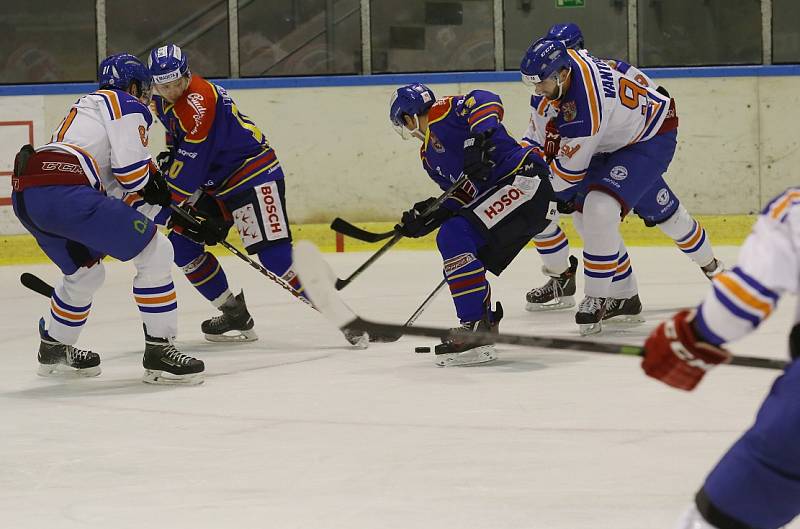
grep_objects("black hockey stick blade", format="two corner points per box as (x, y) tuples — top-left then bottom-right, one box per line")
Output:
(293, 241), (787, 371)
(20, 272), (54, 297)
(330, 217), (396, 243)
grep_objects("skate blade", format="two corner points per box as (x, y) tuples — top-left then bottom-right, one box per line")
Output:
(435, 345), (497, 367)
(603, 314), (645, 325)
(204, 329), (258, 343)
(578, 322), (603, 336)
(525, 296), (575, 312)
(37, 363), (101, 378)
(343, 329), (370, 349)
(142, 369), (204, 386)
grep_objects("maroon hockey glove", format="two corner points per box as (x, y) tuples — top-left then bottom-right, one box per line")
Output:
(543, 119), (561, 162)
(642, 310), (731, 391)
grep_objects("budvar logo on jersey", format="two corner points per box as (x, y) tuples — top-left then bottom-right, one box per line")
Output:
(257, 182), (288, 240)
(233, 204), (263, 246)
(187, 93), (206, 134)
(478, 185), (532, 228)
(41, 162), (83, 174)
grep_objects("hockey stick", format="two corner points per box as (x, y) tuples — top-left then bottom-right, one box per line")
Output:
(334, 174), (469, 291)
(369, 278), (447, 342)
(169, 204), (314, 308)
(330, 217), (395, 243)
(293, 241), (788, 370)
(170, 205), (371, 347)
(20, 272), (54, 297)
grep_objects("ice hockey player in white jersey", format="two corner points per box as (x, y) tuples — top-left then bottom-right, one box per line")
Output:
(642, 187), (800, 529)
(11, 53), (205, 384)
(522, 24), (722, 324)
(519, 37), (722, 335)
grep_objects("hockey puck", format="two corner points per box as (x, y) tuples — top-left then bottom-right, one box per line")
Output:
(414, 346), (431, 353)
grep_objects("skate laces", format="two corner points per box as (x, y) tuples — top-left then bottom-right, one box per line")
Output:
(66, 345), (94, 362)
(533, 277), (561, 297)
(578, 296), (605, 313)
(161, 342), (196, 366)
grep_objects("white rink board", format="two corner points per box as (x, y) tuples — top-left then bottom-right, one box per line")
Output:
(0, 75), (798, 234)
(0, 246), (797, 529)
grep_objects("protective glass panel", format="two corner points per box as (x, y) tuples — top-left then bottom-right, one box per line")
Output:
(107, 0), (230, 78)
(772, 0), (800, 64)
(503, 1), (627, 70)
(0, 0), (97, 83)
(638, 0), (761, 66)
(371, 0), (495, 73)
(239, 0), (362, 76)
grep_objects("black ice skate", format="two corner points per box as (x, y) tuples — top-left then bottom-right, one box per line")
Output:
(434, 302), (503, 367)
(603, 294), (645, 325)
(575, 296), (608, 336)
(37, 318), (101, 377)
(525, 255), (578, 312)
(701, 258), (725, 280)
(202, 290), (258, 342)
(142, 326), (204, 385)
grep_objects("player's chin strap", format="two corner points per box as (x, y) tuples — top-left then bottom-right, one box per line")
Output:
(553, 67), (571, 100)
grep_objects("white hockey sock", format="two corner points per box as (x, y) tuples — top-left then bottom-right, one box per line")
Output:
(132, 233), (178, 339)
(581, 192), (623, 298)
(608, 242), (639, 299)
(46, 263), (106, 346)
(658, 205), (715, 268)
(533, 220), (571, 274)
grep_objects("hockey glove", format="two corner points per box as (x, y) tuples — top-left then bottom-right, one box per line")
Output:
(139, 164), (172, 207)
(543, 119), (561, 162)
(168, 193), (232, 246)
(641, 309), (731, 391)
(463, 129), (496, 183)
(156, 150), (174, 175)
(395, 197), (452, 238)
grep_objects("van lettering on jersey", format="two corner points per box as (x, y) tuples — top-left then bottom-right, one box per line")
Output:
(591, 56), (617, 98)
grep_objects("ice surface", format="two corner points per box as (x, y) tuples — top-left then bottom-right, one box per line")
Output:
(0, 246), (795, 529)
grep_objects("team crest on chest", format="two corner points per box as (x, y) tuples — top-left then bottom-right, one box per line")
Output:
(561, 101), (577, 122)
(429, 132), (445, 153)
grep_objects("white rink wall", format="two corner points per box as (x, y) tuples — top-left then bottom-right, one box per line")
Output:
(1, 74), (799, 234)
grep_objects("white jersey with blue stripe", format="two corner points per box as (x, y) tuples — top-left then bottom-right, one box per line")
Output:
(693, 187), (800, 346)
(543, 49), (672, 192)
(41, 88), (155, 199)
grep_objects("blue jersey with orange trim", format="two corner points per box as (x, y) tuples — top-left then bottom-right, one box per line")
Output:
(545, 49), (674, 192)
(421, 90), (542, 209)
(693, 187), (800, 347)
(42, 88), (156, 199)
(153, 75), (280, 203)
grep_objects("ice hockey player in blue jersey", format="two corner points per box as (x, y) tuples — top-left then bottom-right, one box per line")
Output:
(642, 187), (800, 529)
(522, 24), (723, 321)
(145, 44), (365, 347)
(389, 83), (556, 366)
(11, 54), (204, 384)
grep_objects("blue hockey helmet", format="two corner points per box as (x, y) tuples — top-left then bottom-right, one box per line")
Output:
(520, 39), (571, 90)
(389, 83), (436, 140)
(546, 23), (584, 50)
(98, 53), (153, 103)
(147, 44), (190, 85)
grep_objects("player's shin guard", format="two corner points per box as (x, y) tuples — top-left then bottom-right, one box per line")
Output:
(658, 205), (719, 276)
(578, 192), (623, 334)
(256, 241), (309, 301)
(46, 263), (105, 346)
(170, 231), (230, 303)
(132, 233), (178, 339)
(533, 221), (570, 274)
